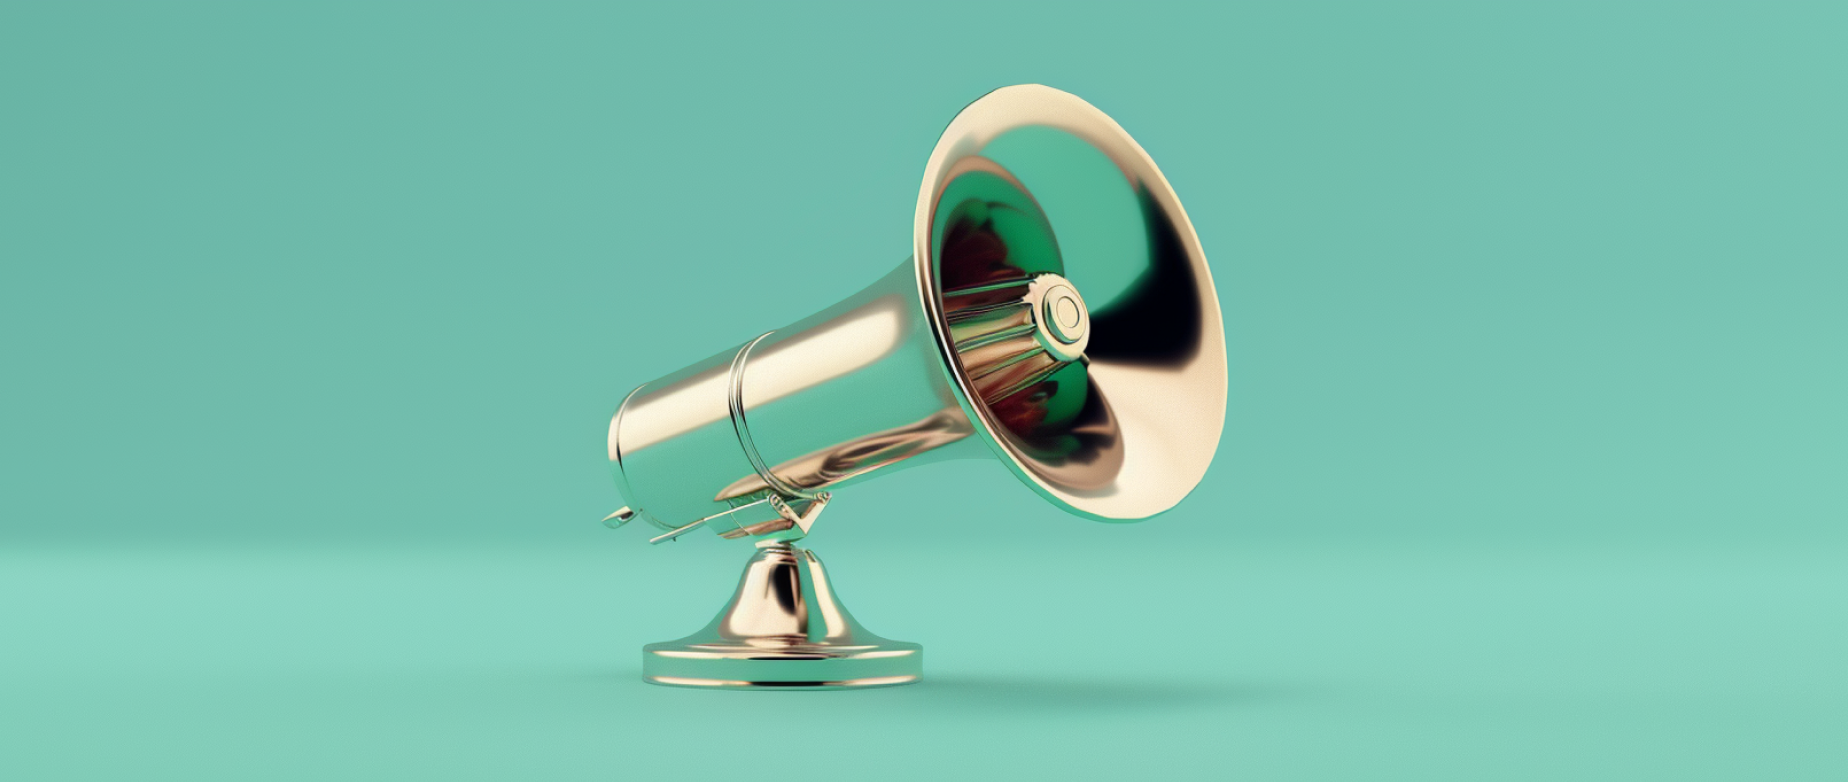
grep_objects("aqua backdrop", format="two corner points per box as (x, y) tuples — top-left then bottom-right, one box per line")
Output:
(2, 2), (1844, 780)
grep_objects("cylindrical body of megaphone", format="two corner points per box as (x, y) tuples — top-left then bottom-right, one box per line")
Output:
(607, 260), (982, 537)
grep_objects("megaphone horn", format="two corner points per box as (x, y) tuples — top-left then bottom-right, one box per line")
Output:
(604, 84), (1226, 688)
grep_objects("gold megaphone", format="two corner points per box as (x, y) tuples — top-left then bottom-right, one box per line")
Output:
(605, 84), (1226, 689)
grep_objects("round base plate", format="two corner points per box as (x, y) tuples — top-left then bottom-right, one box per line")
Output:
(642, 640), (923, 690)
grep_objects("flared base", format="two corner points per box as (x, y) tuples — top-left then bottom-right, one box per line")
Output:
(641, 543), (922, 690)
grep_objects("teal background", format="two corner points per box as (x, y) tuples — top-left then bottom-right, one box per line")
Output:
(2, 2), (1843, 779)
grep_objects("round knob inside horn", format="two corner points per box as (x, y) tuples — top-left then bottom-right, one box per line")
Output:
(1028, 275), (1089, 361)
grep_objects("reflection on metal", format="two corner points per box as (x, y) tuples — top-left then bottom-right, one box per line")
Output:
(646, 516), (709, 545)
(947, 272), (1094, 415)
(642, 543), (922, 689)
(605, 85), (1226, 689)
(715, 409), (973, 500)
(916, 87), (1224, 519)
(646, 675), (917, 689)
(726, 332), (817, 501)
(600, 507), (635, 529)
(714, 491), (830, 543)
(605, 262), (959, 535)
(647, 491), (832, 546)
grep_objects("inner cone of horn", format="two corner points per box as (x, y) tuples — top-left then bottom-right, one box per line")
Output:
(930, 157), (1123, 492)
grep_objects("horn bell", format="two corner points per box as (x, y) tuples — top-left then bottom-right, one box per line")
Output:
(915, 84), (1227, 522)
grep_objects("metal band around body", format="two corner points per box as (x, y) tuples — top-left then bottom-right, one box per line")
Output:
(727, 332), (818, 501)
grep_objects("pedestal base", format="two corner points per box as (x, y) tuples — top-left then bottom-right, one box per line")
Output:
(641, 544), (922, 690)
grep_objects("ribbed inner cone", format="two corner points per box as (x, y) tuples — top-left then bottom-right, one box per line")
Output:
(931, 157), (1121, 487)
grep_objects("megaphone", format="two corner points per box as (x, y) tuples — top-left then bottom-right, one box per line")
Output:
(605, 85), (1226, 688)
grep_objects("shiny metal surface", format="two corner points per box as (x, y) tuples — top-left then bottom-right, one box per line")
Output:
(600, 507), (634, 529)
(608, 84), (1223, 535)
(607, 261), (984, 538)
(642, 543), (922, 689)
(915, 85), (1226, 520)
(607, 84), (1225, 688)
